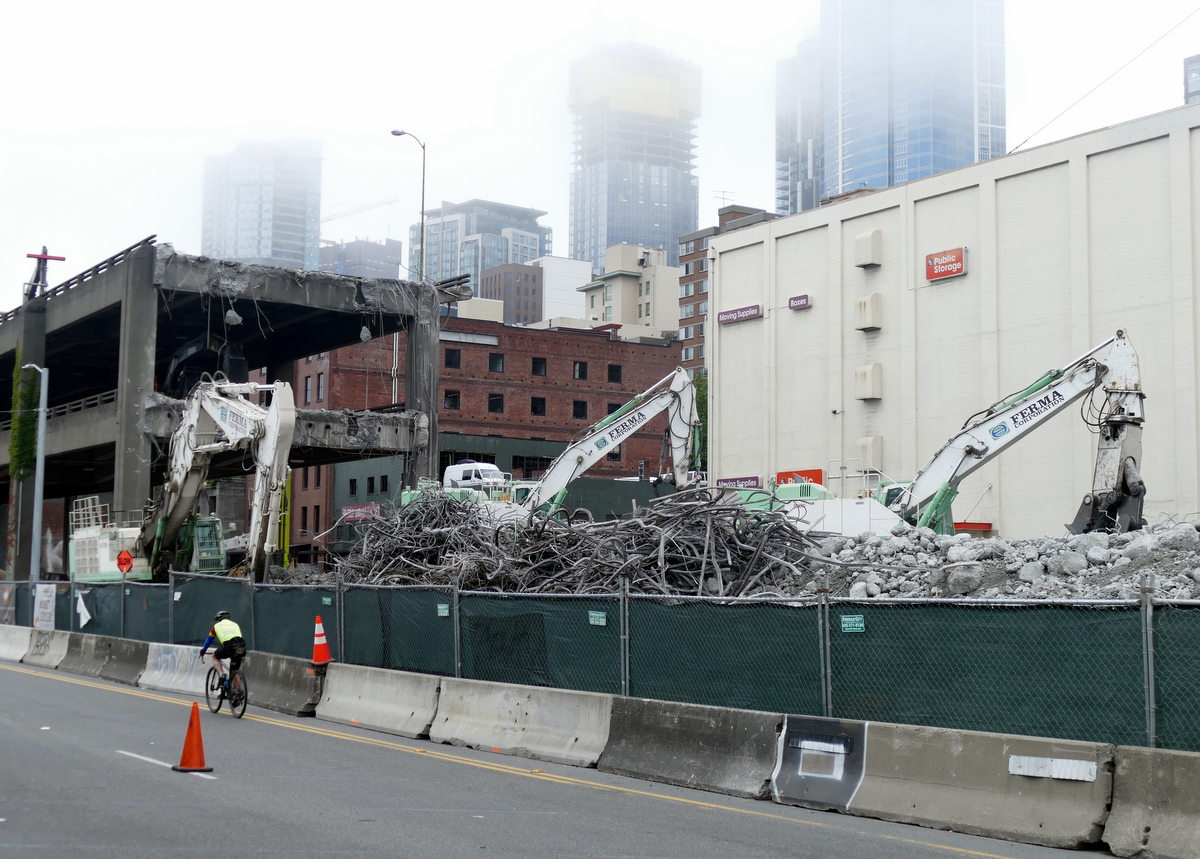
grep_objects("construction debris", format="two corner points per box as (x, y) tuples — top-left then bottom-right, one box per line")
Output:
(316, 493), (1200, 600)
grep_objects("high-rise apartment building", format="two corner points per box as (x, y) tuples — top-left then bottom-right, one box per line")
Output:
(318, 238), (403, 279)
(408, 200), (551, 295)
(776, 0), (1005, 214)
(1186, 54), (1200, 104)
(568, 45), (701, 273)
(578, 245), (681, 336)
(202, 139), (322, 268)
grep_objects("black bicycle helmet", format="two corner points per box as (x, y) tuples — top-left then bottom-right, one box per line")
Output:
(214, 610), (231, 622)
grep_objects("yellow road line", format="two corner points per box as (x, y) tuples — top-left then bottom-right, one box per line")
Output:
(2, 661), (1030, 858)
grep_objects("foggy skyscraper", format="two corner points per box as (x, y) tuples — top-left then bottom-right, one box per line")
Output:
(202, 139), (322, 269)
(776, 0), (1006, 214)
(568, 45), (700, 272)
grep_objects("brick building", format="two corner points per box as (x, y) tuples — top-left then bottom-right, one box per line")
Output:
(678, 205), (778, 378)
(279, 315), (682, 566)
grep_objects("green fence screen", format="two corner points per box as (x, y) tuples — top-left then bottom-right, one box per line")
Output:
(254, 587), (341, 660)
(171, 575), (254, 647)
(343, 587), (455, 675)
(1151, 603), (1200, 751)
(629, 597), (824, 715)
(828, 601), (1147, 745)
(459, 594), (620, 693)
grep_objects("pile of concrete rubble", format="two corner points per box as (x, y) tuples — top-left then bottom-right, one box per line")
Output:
(814, 520), (1200, 601)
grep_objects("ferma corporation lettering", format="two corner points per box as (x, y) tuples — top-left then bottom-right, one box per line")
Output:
(1011, 390), (1066, 428)
(607, 409), (649, 442)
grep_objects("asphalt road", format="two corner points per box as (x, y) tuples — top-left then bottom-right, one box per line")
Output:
(0, 661), (1105, 858)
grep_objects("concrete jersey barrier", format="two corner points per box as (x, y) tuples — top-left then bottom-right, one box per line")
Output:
(98, 637), (148, 686)
(317, 663), (440, 738)
(242, 651), (325, 717)
(140, 643), (210, 695)
(58, 633), (112, 678)
(23, 629), (71, 668)
(0, 625), (32, 662)
(1104, 745), (1200, 859)
(599, 697), (782, 799)
(773, 717), (1114, 849)
(430, 678), (611, 767)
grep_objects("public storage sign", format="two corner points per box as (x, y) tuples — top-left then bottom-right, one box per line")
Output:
(925, 247), (966, 281)
(717, 304), (762, 325)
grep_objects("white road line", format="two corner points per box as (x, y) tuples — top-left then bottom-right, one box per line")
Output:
(116, 750), (217, 779)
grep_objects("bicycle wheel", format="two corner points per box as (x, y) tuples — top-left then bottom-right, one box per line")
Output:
(229, 670), (248, 719)
(204, 666), (223, 714)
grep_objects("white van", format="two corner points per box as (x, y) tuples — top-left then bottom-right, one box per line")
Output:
(442, 461), (507, 491)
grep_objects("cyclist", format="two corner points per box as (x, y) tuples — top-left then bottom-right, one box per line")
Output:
(198, 610), (247, 685)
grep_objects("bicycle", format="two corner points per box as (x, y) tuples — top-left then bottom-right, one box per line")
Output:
(204, 660), (248, 718)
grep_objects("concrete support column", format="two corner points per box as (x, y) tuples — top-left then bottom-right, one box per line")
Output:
(112, 245), (159, 521)
(404, 291), (440, 488)
(9, 298), (47, 580)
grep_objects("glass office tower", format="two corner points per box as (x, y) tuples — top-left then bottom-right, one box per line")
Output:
(776, 0), (1005, 214)
(569, 45), (701, 272)
(202, 139), (322, 269)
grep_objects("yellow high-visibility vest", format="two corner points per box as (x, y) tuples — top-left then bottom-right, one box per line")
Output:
(214, 619), (243, 643)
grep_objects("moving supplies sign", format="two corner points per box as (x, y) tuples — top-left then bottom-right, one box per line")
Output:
(925, 247), (966, 281)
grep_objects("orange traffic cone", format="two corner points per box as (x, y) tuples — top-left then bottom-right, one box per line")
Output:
(172, 702), (213, 773)
(312, 615), (332, 665)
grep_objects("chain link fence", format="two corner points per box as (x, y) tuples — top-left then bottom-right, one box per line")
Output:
(2, 572), (1199, 751)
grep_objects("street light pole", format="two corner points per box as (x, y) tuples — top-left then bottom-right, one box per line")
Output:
(21, 363), (48, 583)
(391, 130), (426, 283)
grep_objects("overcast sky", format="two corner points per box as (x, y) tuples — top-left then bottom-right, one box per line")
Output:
(3, 0), (1199, 309)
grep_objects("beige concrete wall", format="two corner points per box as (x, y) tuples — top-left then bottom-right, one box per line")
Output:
(709, 103), (1200, 536)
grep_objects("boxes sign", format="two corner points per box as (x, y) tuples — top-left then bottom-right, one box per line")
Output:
(789, 294), (812, 311)
(925, 247), (966, 281)
(716, 304), (762, 325)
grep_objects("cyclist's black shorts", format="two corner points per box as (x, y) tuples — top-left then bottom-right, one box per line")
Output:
(213, 637), (247, 671)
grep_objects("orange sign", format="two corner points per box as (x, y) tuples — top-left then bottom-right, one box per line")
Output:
(116, 550), (134, 574)
(777, 469), (824, 486)
(926, 247), (966, 281)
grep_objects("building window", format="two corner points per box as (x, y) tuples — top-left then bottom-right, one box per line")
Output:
(349, 478), (357, 497)
(531, 396), (546, 416)
(608, 364), (622, 383)
(699, 258), (709, 272)
(313, 505), (320, 534)
(300, 506), (308, 533)
(573, 400), (588, 420)
(316, 372), (324, 401)
(573, 361), (588, 380)
(367, 476), (375, 495)
(645, 302), (650, 316)
(682, 346), (695, 361)
(531, 356), (547, 376)
(638, 304), (642, 318)
(305, 356), (312, 364)
(679, 325), (693, 340)
(680, 304), (695, 319)
(603, 306), (613, 321)
(697, 322), (705, 337)
(304, 375), (312, 404)
(590, 295), (596, 308)
(380, 475), (389, 494)
(608, 402), (621, 414)
(302, 467), (309, 490)
(445, 348), (461, 369)
(606, 444), (622, 462)
(698, 344), (705, 359)
(680, 283), (694, 298)
(315, 466), (321, 488)
(698, 300), (709, 315)
(697, 279), (709, 293)
(444, 390), (460, 409)
(489, 353), (504, 373)
(488, 393), (504, 413)
(604, 284), (612, 302)
(682, 261), (694, 275)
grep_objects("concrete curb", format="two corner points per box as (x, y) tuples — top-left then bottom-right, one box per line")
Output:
(1104, 745), (1200, 859)
(599, 697), (781, 798)
(242, 651), (325, 716)
(317, 663), (441, 738)
(140, 642), (209, 695)
(810, 721), (1114, 849)
(23, 629), (71, 668)
(430, 678), (611, 767)
(0, 625), (32, 662)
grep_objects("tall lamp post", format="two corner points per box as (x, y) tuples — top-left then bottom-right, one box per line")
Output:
(391, 130), (426, 283)
(21, 363), (48, 583)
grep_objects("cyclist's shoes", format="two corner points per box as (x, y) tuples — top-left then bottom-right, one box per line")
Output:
(220, 675), (229, 687)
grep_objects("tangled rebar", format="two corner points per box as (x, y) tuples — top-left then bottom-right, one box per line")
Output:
(333, 489), (831, 596)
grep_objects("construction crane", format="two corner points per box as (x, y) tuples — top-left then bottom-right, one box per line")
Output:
(321, 198), (401, 224)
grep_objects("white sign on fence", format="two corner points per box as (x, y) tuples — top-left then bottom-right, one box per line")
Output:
(34, 584), (56, 630)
